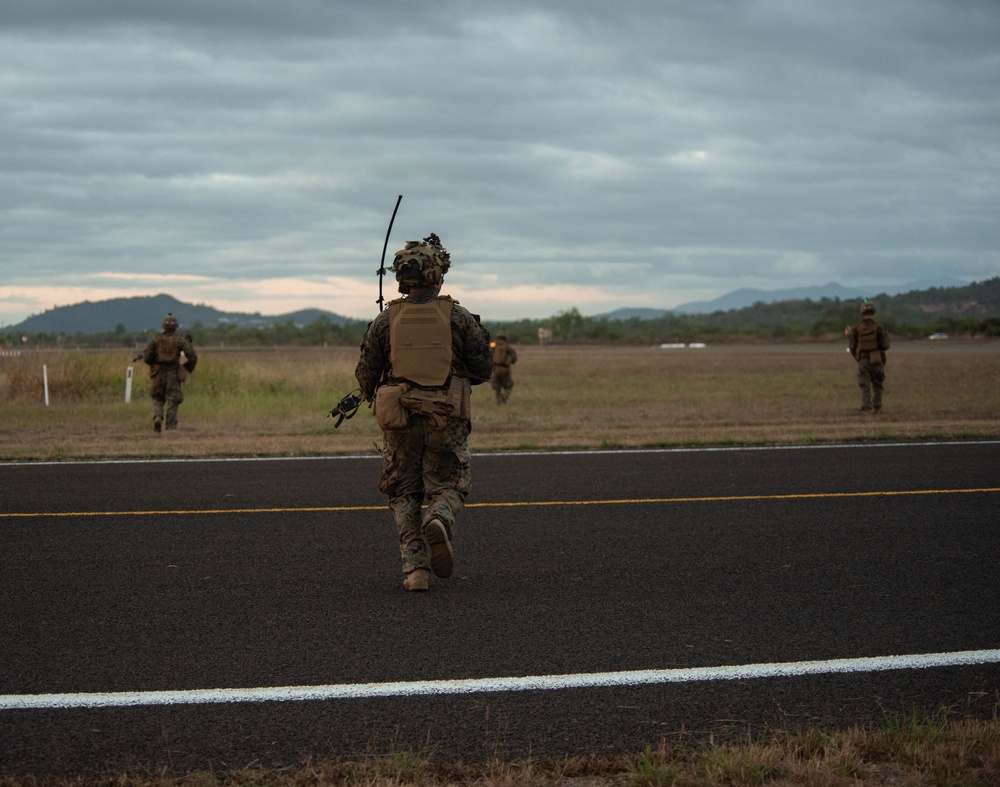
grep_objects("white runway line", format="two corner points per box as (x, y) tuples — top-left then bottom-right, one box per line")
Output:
(4, 440), (999, 467)
(3, 649), (998, 710)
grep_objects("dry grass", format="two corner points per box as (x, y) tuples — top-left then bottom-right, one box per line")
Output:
(1, 714), (998, 785)
(2, 344), (999, 781)
(2, 342), (999, 461)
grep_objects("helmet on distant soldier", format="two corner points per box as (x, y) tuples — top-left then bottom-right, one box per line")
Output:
(860, 302), (876, 317)
(162, 313), (179, 333)
(391, 233), (451, 294)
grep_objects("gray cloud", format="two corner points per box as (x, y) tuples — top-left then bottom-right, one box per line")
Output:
(1, 0), (998, 323)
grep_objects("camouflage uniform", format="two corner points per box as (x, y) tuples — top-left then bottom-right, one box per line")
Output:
(143, 314), (198, 431)
(490, 334), (518, 404)
(355, 235), (492, 588)
(848, 303), (890, 412)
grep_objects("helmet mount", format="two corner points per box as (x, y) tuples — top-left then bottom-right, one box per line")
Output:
(391, 233), (451, 294)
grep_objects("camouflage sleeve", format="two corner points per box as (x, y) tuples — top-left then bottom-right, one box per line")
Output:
(180, 335), (198, 372)
(453, 305), (492, 384)
(878, 325), (890, 351)
(354, 314), (389, 400)
(508, 346), (518, 364)
(142, 337), (157, 365)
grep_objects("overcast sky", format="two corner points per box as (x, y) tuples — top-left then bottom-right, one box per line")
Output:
(1, 1), (998, 326)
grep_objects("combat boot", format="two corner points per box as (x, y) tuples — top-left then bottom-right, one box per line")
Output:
(422, 518), (454, 578)
(153, 416), (163, 433)
(403, 569), (430, 592)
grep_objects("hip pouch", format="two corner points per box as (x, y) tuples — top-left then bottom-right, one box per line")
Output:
(400, 376), (471, 428)
(868, 350), (884, 366)
(374, 383), (410, 431)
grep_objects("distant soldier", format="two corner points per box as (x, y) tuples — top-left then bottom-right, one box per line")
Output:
(490, 332), (518, 404)
(142, 313), (197, 432)
(848, 302), (890, 413)
(355, 233), (492, 592)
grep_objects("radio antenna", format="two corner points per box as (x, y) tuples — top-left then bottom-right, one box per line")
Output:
(376, 195), (403, 312)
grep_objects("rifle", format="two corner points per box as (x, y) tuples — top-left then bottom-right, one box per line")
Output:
(328, 388), (363, 428)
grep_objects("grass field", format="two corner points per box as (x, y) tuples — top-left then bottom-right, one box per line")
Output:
(0, 711), (997, 785)
(3, 342), (999, 784)
(1, 341), (998, 461)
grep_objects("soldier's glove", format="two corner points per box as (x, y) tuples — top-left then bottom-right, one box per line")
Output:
(329, 389), (363, 428)
(132, 354), (143, 362)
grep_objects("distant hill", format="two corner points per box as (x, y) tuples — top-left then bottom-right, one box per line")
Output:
(7, 277), (997, 338)
(593, 277), (999, 331)
(673, 277), (1000, 333)
(672, 282), (874, 314)
(7, 294), (350, 334)
(597, 277), (972, 319)
(873, 277), (1000, 324)
(680, 277), (975, 314)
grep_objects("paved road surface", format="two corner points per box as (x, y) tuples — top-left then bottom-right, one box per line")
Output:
(1, 442), (998, 776)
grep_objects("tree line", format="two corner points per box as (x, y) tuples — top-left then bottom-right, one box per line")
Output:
(4, 277), (999, 350)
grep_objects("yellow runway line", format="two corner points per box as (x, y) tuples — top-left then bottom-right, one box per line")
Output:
(3, 487), (999, 519)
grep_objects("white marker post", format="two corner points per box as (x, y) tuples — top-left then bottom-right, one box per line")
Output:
(42, 364), (50, 406)
(125, 366), (133, 403)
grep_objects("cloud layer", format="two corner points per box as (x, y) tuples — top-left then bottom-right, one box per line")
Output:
(2, 1), (998, 325)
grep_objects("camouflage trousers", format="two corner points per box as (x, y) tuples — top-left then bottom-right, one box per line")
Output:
(491, 369), (514, 403)
(378, 415), (471, 574)
(857, 359), (885, 410)
(151, 367), (184, 428)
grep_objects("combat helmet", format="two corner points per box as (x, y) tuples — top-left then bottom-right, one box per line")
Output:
(391, 233), (451, 293)
(162, 313), (179, 333)
(860, 302), (876, 317)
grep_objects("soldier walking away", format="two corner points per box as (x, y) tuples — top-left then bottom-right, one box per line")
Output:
(848, 301), (890, 413)
(355, 233), (492, 592)
(490, 332), (518, 404)
(142, 313), (198, 432)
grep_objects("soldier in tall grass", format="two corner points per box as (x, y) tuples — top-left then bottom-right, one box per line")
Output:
(142, 313), (198, 432)
(848, 302), (890, 413)
(490, 332), (518, 404)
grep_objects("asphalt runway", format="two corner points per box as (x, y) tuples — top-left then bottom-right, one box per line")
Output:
(1, 442), (999, 776)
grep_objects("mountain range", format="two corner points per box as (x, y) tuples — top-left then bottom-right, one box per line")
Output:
(2, 276), (989, 335)
(5, 294), (349, 335)
(598, 277), (971, 320)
